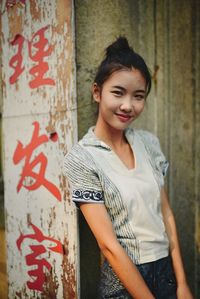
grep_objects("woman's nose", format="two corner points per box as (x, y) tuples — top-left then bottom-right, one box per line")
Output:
(120, 97), (133, 112)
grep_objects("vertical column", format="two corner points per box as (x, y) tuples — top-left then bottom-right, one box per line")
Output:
(1, 0), (79, 298)
(194, 0), (200, 296)
(168, 0), (197, 293)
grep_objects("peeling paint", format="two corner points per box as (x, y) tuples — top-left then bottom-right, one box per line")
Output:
(62, 237), (77, 299)
(43, 263), (60, 299)
(7, 3), (25, 41)
(56, 0), (72, 29)
(60, 173), (71, 204)
(2, 0), (78, 298)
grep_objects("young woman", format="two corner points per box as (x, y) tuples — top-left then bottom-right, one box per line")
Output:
(63, 37), (193, 299)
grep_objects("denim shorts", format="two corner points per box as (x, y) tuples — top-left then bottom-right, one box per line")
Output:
(98, 255), (177, 299)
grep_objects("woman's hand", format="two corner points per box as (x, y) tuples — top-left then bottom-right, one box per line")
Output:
(177, 281), (194, 299)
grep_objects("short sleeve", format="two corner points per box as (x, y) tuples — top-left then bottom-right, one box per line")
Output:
(137, 130), (169, 186)
(63, 144), (104, 205)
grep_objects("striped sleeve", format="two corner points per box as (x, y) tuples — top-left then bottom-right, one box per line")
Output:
(63, 144), (104, 204)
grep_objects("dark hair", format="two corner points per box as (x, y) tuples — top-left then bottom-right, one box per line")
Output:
(94, 37), (152, 95)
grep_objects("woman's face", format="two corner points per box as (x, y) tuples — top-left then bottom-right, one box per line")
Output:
(93, 68), (147, 131)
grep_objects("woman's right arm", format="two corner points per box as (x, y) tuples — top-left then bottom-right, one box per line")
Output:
(80, 203), (155, 299)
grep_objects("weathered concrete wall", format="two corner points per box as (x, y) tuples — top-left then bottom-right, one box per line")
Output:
(75, 0), (200, 298)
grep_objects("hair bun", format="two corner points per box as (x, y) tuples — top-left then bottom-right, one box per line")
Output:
(106, 36), (133, 57)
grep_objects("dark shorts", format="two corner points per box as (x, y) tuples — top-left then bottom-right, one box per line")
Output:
(98, 255), (177, 299)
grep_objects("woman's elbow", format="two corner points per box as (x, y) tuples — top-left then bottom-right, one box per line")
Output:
(98, 239), (121, 259)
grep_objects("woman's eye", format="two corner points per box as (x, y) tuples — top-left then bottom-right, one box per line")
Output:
(135, 94), (145, 100)
(111, 90), (123, 96)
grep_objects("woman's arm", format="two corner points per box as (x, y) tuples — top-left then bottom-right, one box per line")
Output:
(80, 203), (155, 299)
(161, 187), (194, 299)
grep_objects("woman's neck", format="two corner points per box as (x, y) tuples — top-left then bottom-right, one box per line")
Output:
(94, 121), (128, 150)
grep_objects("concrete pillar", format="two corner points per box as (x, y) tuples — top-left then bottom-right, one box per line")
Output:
(1, 1), (79, 298)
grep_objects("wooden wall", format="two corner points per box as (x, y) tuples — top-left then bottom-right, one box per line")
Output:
(75, 0), (200, 298)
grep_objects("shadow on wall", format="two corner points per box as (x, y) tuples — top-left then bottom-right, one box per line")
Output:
(0, 178), (7, 299)
(0, 229), (7, 299)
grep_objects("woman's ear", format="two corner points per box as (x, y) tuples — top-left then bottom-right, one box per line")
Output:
(92, 83), (101, 103)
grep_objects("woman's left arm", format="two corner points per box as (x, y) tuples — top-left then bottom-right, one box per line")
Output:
(161, 187), (194, 299)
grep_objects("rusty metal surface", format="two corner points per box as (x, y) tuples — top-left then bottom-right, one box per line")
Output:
(1, 0), (79, 298)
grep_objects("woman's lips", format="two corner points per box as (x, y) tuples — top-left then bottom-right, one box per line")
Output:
(115, 113), (132, 122)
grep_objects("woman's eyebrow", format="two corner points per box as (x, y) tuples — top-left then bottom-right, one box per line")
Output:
(111, 85), (126, 91)
(111, 86), (146, 93)
(135, 89), (146, 93)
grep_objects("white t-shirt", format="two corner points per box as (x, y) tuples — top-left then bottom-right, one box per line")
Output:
(63, 127), (169, 264)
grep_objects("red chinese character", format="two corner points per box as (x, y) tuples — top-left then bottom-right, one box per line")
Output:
(13, 121), (61, 201)
(28, 26), (55, 88)
(16, 223), (63, 292)
(9, 34), (25, 84)
(9, 26), (55, 88)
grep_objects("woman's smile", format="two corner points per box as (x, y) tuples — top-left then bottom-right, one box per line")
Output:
(114, 113), (133, 123)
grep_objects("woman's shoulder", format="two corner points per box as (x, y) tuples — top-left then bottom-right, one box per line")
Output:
(134, 129), (162, 155)
(134, 129), (169, 179)
(63, 141), (92, 167)
(131, 128), (165, 160)
(63, 144), (91, 180)
(63, 134), (97, 178)
(64, 129), (92, 160)
(126, 127), (159, 147)
(134, 128), (159, 143)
